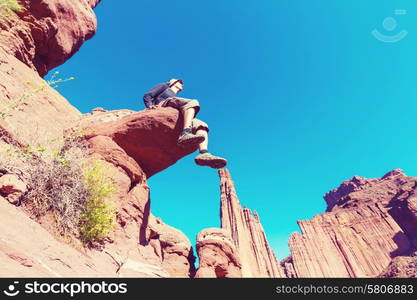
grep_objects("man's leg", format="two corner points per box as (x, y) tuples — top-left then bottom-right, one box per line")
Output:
(166, 97), (200, 120)
(196, 128), (208, 152)
(192, 119), (227, 169)
(165, 97), (205, 146)
(183, 107), (197, 130)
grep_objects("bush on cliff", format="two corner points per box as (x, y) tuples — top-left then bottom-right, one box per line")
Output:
(0, 0), (22, 13)
(18, 130), (90, 232)
(0, 129), (117, 246)
(80, 159), (117, 246)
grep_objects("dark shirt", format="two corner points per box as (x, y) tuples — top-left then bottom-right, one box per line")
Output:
(143, 83), (177, 108)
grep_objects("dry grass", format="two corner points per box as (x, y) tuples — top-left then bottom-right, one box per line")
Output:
(1, 133), (89, 233)
(0, 127), (117, 245)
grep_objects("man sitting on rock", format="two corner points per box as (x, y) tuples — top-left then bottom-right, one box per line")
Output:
(143, 78), (227, 169)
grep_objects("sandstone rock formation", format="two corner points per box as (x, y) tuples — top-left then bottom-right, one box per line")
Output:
(196, 169), (284, 278)
(0, 0), (197, 278)
(0, 106), (199, 277)
(61, 107), (201, 277)
(0, 0), (95, 149)
(0, 197), (169, 277)
(0, 172), (27, 204)
(0, 46), (81, 149)
(2, 0), (417, 279)
(378, 252), (417, 278)
(0, 0), (99, 76)
(194, 228), (242, 278)
(78, 107), (202, 178)
(282, 169), (417, 278)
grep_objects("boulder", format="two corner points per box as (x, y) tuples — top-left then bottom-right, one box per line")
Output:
(195, 228), (241, 278)
(0, 173), (27, 204)
(79, 107), (201, 178)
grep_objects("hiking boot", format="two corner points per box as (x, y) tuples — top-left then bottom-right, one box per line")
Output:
(195, 152), (227, 169)
(178, 128), (205, 147)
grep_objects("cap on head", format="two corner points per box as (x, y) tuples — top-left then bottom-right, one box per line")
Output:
(168, 78), (183, 87)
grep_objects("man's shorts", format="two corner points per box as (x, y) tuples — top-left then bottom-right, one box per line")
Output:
(158, 97), (209, 133)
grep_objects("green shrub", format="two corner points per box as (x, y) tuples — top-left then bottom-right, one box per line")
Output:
(0, 0), (22, 12)
(80, 159), (117, 246)
(1, 131), (117, 246)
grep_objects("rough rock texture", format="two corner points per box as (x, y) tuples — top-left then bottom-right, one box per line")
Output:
(0, 198), (170, 277)
(0, 1), (197, 278)
(0, 0), (99, 149)
(77, 112), (283, 277)
(0, 173), (27, 204)
(219, 169), (284, 277)
(196, 169), (284, 278)
(78, 107), (202, 178)
(0, 47), (81, 149)
(324, 169), (412, 212)
(195, 228), (242, 278)
(3, 0), (416, 279)
(282, 169), (417, 278)
(0, 106), (198, 277)
(64, 108), (198, 277)
(378, 252), (417, 278)
(0, 0), (283, 279)
(0, 0), (99, 76)
(285, 204), (410, 277)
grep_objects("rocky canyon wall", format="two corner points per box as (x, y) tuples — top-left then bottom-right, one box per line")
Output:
(282, 169), (417, 278)
(1, 0), (416, 279)
(0, 0), (197, 278)
(0, 0), (99, 149)
(195, 169), (284, 278)
(0, 0), (281, 277)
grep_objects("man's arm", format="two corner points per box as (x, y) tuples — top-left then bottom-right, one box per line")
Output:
(143, 83), (166, 108)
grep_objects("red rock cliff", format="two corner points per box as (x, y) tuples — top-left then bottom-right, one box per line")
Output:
(282, 169), (417, 278)
(1, 106), (199, 277)
(2, 0), (416, 279)
(0, 0), (99, 149)
(0, 1), (198, 278)
(195, 169), (284, 278)
(0, 0), (99, 76)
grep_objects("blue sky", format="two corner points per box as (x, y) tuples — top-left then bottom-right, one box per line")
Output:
(52, 0), (417, 260)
